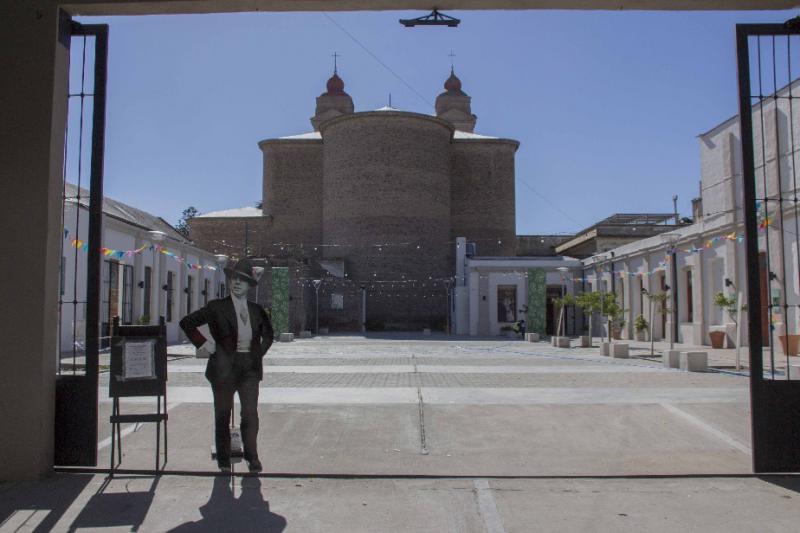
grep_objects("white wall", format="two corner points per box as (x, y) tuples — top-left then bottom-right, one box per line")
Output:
(58, 205), (222, 349)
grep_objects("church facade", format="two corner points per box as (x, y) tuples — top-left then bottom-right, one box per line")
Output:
(190, 69), (520, 332)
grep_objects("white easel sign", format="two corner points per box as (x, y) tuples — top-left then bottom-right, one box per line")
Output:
(122, 339), (156, 381)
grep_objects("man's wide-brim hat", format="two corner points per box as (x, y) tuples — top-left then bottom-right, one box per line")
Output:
(223, 258), (259, 285)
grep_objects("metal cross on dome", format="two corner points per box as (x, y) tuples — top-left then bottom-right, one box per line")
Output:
(399, 9), (460, 28)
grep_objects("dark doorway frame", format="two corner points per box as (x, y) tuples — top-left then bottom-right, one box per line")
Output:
(737, 20), (800, 473)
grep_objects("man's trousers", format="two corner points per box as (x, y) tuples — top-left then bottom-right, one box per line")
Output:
(211, 352), (260, 464)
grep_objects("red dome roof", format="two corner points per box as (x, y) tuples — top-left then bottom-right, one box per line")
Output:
(326, 73), (346, 95)
(444, 69), (462, 92)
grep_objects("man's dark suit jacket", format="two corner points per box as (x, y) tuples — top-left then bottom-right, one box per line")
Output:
(180, 296), (274, 383)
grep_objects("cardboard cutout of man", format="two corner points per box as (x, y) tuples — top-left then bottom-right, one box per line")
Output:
(180, 258), (274, 473)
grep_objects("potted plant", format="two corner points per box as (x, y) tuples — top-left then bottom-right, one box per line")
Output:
(600, 293), (623, 344)
(500, 325), (518, 339)
(611, 318), (625, 340)
(634, 314), (649, 341)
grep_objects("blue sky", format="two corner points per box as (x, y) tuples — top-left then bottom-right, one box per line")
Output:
(75, 8), (796, 236)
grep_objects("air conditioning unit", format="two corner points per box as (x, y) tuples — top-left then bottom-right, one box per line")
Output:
(466, 242), (476, 258)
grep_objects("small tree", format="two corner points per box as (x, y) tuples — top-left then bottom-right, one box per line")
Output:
(599, 293), (623, 344)
(553, 293), (575, 337)
(575, 291), (603, 343)
(714, 292), (745, 325)
(176, 206), (199, 239)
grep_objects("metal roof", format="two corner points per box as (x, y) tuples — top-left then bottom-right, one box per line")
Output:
(594, 213), (676, 226)
(64, 182), (188, 243)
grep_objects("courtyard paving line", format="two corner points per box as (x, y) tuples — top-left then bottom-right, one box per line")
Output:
(659, 403), (751, 454)
(165, 364), (668, 374)
(98, 386), (748, 405)
(473, 479), (507, 533)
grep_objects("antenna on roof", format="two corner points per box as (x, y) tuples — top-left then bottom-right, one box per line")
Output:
(389, 93), (392, 108)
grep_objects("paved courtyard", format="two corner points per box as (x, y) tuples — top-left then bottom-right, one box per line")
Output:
(95, 334), (753, 476)
(4, 335), (799, 532)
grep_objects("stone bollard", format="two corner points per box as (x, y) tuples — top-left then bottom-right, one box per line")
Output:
(556, 337), (571, 348)
(279, 332), (294, 342)
(680, 351), (708, 372)
(600, 342), (610, 356)
(579, 335), (591, 348)
(662, 350), (680, 369)
(611, 343), (629, 358)
(299, 330), (312, 339)
(551, 336), (558, 346)
(525, 332), (540, 342)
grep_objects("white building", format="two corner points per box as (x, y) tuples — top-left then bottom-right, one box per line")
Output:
(584, 79), (800, 350)
(453, 237), (581, 336)
(59, 183), (225, 352)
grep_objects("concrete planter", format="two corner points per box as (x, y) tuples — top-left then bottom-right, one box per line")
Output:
(279, 332), (294, 342)
(423, 328), (432, 336)
(319, 327), (329, 335)
(556, 336), (571, 348)
(299, 330), (313, 339)
(525, 333), (540, 342)
(600, 342), (610, 356)
(662, 350), (681, 369)
(551, 337), (558, 347)
(579, 335), (591, 348)
(680, 351), (708, 372)
(611, 343), (629, 358)
(635, 330), (647, 342)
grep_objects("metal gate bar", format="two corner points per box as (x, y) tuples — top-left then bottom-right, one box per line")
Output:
(54, 15), (108, 467)
(737, 19), (800, 473)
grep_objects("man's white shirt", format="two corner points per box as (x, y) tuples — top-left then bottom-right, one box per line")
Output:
(231, 295), (253, 352)
(198, 296), (252, 355)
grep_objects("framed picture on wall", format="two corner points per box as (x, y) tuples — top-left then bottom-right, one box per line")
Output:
(497, 285), (517, 323)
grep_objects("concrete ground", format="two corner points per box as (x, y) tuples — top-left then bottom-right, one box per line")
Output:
(4, 335), (799, 531)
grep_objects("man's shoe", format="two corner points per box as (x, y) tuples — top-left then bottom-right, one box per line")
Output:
(217, 460), (232, 473)
(247, 458), (263, 473)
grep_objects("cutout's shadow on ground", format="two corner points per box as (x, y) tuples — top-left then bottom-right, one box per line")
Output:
(169, 476), (286, 532)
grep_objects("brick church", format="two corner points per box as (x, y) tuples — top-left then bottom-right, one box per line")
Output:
(190, 68), (520, 332)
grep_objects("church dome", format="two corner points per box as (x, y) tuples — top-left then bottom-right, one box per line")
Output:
(444, 69), (464, 94)
(326, 72), (346, 95)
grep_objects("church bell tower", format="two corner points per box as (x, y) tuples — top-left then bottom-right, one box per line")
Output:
(311, 69), (354, 131)
(435, 68), (477, 133)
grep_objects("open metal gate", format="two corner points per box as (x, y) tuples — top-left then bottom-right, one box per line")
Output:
(737, 19), (800, 473)
(54, 12), (108, 466)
